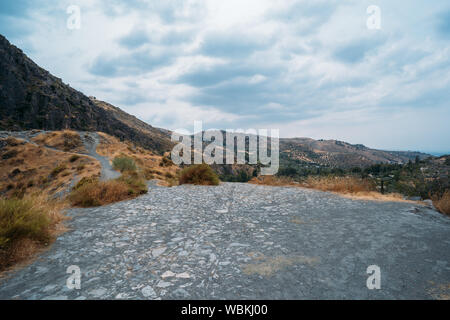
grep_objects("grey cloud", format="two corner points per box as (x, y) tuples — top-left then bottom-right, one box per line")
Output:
(199, 33), (273, 59)
(118, 29), (151, 49)
(436, 10), (450, 39)
(176, 62), (281, 88)
(267, 0), (339, 35)
(89, 49), (175, 77)
(333, 36), (386, 64)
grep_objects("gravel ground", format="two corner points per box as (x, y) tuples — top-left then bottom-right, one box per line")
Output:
(0, 183), (449, 300)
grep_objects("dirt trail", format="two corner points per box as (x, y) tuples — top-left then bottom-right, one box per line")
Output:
(78, 132), (121, 181)
(0, 130), (121, 182)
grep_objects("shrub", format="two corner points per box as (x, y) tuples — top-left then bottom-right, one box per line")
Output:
(69, 155), (80, 163)
(69, 174), (147, 207)
(9, 168), (21, 177)
(117, 172), (148, 195)
(62, 131), (83, 152)
(39, 176), (49, 186)
(2, 149), (18, 160)
(165, 172), (175, 179)
(112, 156), (137, 172)
(179, 164), (220, 186)
(0, 196), (65, 271)
(50, 164), (67, 177)
(302, 176), (376, 194)
(74, 176), (98, 190)
(143, 169), (155, 180)
(160, 156), (174, 167)
(0, 198), (50, 248)
(433, 190), (450, 216)
(277, 167), (298, 177)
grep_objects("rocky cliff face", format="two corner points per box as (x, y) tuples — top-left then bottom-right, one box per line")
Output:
(0, 34), (173, 154)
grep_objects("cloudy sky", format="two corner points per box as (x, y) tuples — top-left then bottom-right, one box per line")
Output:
(1, 0), (449, 153)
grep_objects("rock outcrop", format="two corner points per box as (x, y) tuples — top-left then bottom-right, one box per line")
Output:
(0, 34), (173, 154)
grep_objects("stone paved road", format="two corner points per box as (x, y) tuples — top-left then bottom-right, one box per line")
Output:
(0, 183), (449, 300)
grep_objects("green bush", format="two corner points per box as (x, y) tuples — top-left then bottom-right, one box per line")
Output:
(112, 156), (137, 172)
(179, 164), (220, 186)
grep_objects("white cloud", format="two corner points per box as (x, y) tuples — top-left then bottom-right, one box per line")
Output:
(1, 0), (449, 152)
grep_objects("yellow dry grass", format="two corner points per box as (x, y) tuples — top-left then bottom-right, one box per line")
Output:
(249, 176), (297, 187)
(68, 173), (148, 208)
(301, 175), (375, 193)
(241, 253), (318, 277)
(32, 130), (87, 153)
(0, 137), (101, 198)
(96, 132), (180, 186)
(0, 194), (67, 273)
(250, 175), (417, 203)
(433, 190), (450, 216)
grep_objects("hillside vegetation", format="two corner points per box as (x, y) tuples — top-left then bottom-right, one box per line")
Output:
(0, 136), (101, 198)
(179, 164), (220, 186)
(0, 195), (66, 271)
(96, 132), (180, 186)
(68, 172), (148, 208)
(260, 155), (449, 213)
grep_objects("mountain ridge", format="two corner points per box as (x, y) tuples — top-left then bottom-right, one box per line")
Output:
(0, 34), (173, 155)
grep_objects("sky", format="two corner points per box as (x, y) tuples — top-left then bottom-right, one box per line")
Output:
(0, 0), (449, 153)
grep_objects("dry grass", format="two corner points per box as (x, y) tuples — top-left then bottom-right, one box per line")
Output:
(249, 176), (297, 187)
(433, 190), (450, 216)
(250, 175), (416, 203)
(0, 195), (67, 272)
(301, 176), (376, 193)
(0, 137), (101, 198)
(96, 132), (180, 185)
(32, 130), (86, 153)
(68, 173), (148, 207)
(241, 253), (318, 277)
(179, 164), (220, 186)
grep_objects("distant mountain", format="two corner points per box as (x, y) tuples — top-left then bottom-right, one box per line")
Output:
(280, 138), (430, 168)
(0, 34), (173, 154)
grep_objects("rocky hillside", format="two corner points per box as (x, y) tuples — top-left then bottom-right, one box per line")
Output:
(186, 131), (430, 171)
(0, 130), (180, 198)
(0, 34), (173, 155)
(280, 138), (430, 169)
